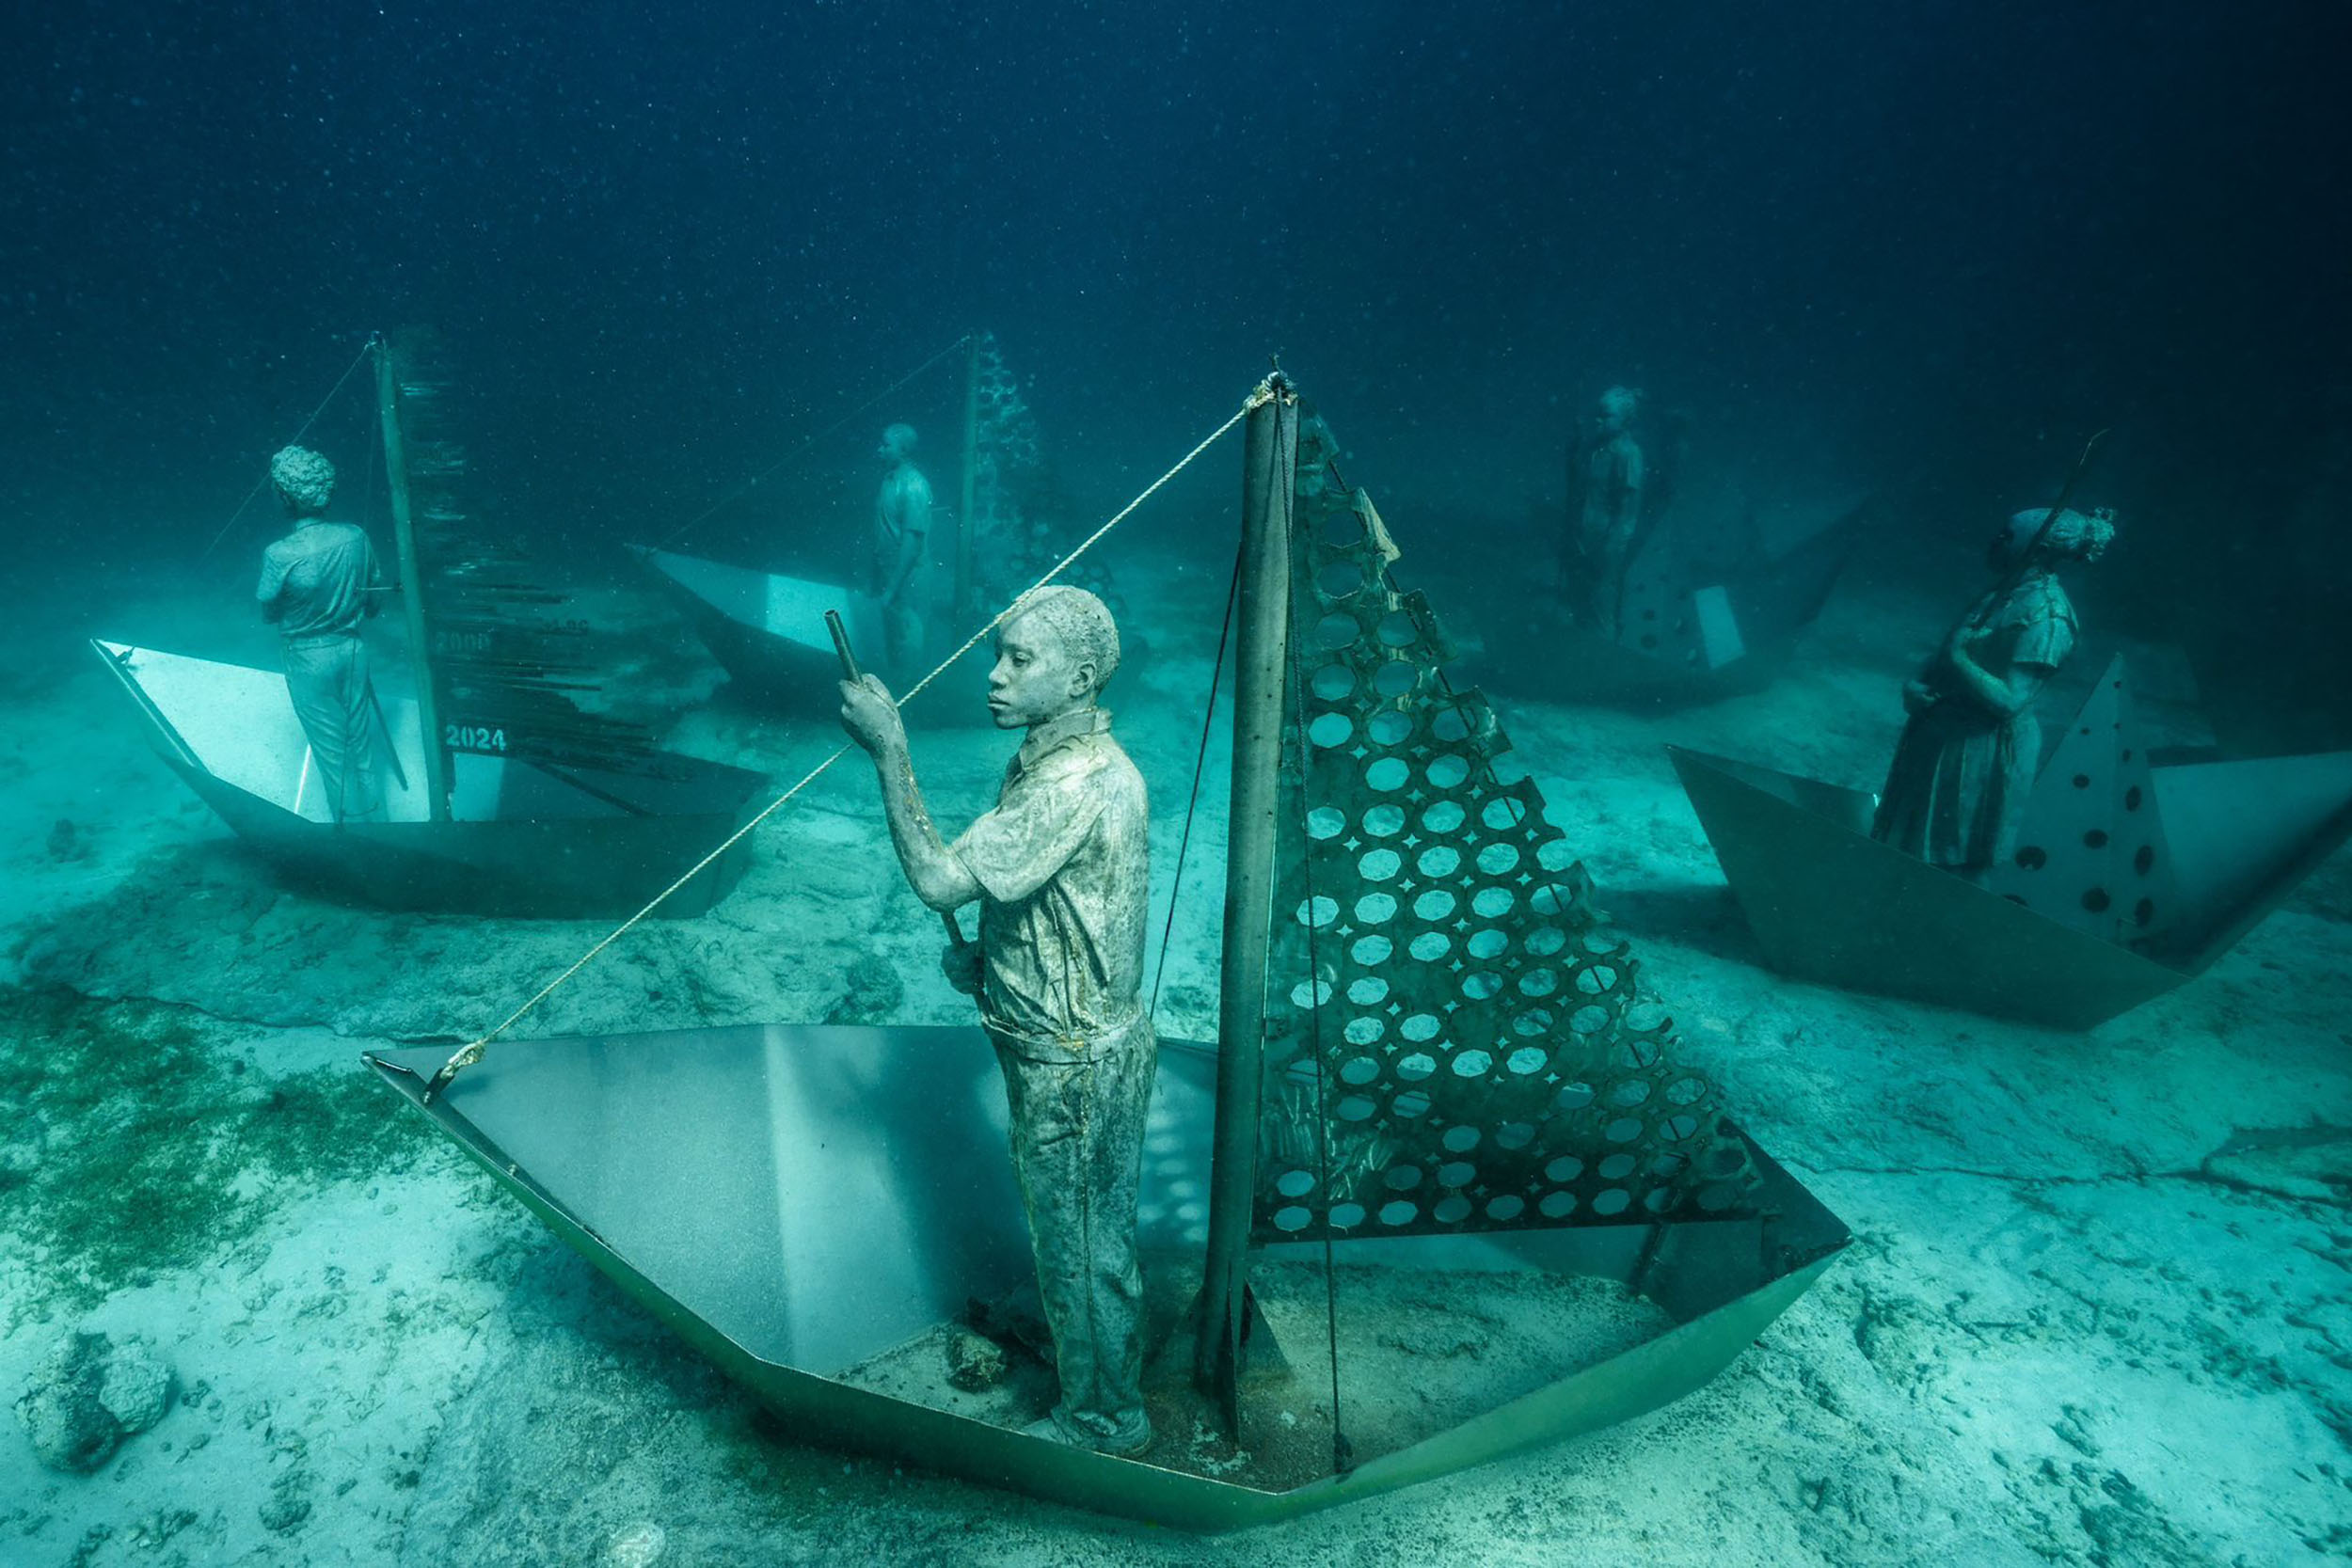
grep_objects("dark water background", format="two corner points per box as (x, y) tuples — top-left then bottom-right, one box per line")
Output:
(4, 0), (2345, 738)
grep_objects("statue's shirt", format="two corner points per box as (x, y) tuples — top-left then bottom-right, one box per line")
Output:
(951, 708), (1149, 1057)
(874, 463), (934, 550)
(257, 520), (382, 641)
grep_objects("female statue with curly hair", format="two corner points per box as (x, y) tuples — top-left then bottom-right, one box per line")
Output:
(1871, 505), (2116, 879)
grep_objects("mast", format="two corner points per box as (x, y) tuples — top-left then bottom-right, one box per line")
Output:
(374, 337), (452, 822)
(1197, 372), (1297, 1426)
(956, 332), (982, 623)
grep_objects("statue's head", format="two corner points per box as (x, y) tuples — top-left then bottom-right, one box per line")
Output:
(270, 445), (337, 517)
(1597, 386), (1641, 433)
(988, 585), (1120, 730)
(878, 422), (918, 463)
(1989, 505), (2117, 572)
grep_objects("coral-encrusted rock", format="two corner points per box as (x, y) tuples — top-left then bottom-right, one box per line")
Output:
(13, 1330), (173, 1474)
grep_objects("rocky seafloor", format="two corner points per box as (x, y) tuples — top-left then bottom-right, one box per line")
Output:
(3, 528), (2348, 1567)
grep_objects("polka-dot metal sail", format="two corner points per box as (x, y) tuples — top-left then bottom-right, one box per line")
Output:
(1253, 417), (1757, 1244)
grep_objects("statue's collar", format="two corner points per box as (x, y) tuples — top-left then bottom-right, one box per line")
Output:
(1017, 706), (1111, 771)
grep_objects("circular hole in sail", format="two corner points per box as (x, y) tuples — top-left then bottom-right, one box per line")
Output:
(1421, 800), (1467, 834)
(1308, 711), (1354, 749)
(1358, 847), (1402, 881)
(1477, 843), (1521, 875)
(1367, 710), (1414, 746)
(1317, 561), (1364, 598)
(1327, 1203), (1366, 1228)
(1346, 975), (1389, 1006)
(1335, 1095), (1375, 1122)
(1486, 1194), (1526, 1222)
(1311, 663), (1355, 702)
(1378, 1200), (1419, 1227)
(1471, 887), (1516, 918)
(1467, 928), (1508, 959)
(1296, 895), (1339, 928)
(1362, 803), (1406, 837)
(1399, 1012), (1440, 1042)
(1604, 1117), (1645, 1143)
(1391, 1090), (1431, 1118)
(1316, 611), (1360, 650)
(1555, 1082), (1595, 1111)
(1481, 797), (1525, 831)
(1433, 1196), (1473, 1224)
(1460, 971), (1502, 1000)
(1274, 1206), (1312, 1231)
(1416, 845), (1462, 878)
(1383, 1164), (1423, 1191)
(1545, 1155), (1584, 1183)
(1518, 967), (1558, 997)
(1350, 934), (1392, 966)
(1376, 610), (1419, 647)
(1288, 978), (1332, 1008)
(1354, 892), (1397, 925)
(1425, 753), (1470, 789)
(1505, 1046), (1547, 1075)
(1597, 1153), (1637, 1180)
(1408, 931), (1452, 962)
(1373, 660), (1418, 698)
(1538, 1191), (1578, 1219)
(1395, 1052), (1436, 1081)
(1339, 1055), (1381, 1085)
(1493, 1121), (1535, 1149)
(1276, 1169), (1316, 1197)
(1442, 1125), (1481, 1152)
(1591, 1188), (1631, 1216)
(1451, 1049), (1493, 1078)
(1364, 757), (1410, 792)
(1413, 889), (1457, 922)
(1526, 925), (1566, 957)
(1307, 806), (1346, 840)
(1437, 1161), (1477, 1187)
(1610, 1079), (1652, 1107)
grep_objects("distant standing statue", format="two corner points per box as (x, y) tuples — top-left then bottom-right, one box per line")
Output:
(870, 421), (935, 675)
(1871, 505), (2117, 878)
(1570, 386), (1646, 634)
(255, 445), (388, 823)
(836, 585), (1154, 1456)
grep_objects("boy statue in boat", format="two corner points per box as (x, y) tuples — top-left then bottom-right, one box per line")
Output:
(838, 584), (1155, 1457)
(1871, 504), (2115, 878)
(255, 445), (389, 824)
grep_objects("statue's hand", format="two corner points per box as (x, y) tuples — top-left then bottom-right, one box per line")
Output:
(838, 673), (906, 756)
(1902, 678), (1937, 716)
(940, 940), (984, 997)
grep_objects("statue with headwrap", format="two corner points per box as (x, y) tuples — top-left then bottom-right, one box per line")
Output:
(253, 445), (389, 823)
(868, 420), (935, 674)
(836, 584), (1154, 1457)
(1871, 505), (2117, 877)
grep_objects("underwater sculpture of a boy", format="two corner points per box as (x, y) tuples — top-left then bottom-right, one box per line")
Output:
(1870, 504), (2115, 879)
(255, 444), (389, 824)
(837, 584), (1155, 1457)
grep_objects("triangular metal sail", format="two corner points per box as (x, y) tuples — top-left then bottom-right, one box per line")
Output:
(1259, 418), (1760, 1244)
(1988, 657), (2178, 944)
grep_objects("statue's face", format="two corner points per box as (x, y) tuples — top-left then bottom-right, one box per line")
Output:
(987, 614), (1093, 730)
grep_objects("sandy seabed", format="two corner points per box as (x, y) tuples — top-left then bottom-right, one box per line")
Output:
(2, 532), (2348, 1567)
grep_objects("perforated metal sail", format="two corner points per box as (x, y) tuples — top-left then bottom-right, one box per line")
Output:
(1989, 657), (2176, 945)
(1254, 417), (1758, 1244)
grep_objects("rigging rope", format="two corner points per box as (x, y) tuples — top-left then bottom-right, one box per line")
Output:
(652, 335), (974, 550)
(424, 376), (1279, 1100)
(1146, 544), (1243, 1030)
(199, 337), (380, 560)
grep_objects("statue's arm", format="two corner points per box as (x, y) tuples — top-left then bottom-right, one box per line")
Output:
(841, 674), (980, 912)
